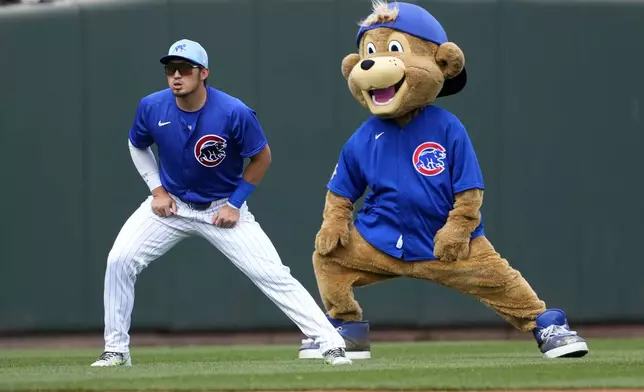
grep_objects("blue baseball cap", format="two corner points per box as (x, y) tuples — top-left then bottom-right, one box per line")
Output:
(356, 2), (447, 46)
(355, 2), (466, 97)
(160, 39), (209, 68)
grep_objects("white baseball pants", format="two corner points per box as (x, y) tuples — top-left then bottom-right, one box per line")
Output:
(102, 195), (345, 355)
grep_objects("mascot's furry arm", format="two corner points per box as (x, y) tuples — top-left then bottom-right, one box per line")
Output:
(433, 188), (484, 262)
(315, 190), (354, 256)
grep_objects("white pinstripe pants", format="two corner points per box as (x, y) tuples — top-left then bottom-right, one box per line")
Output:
(102, 195), (345, 355)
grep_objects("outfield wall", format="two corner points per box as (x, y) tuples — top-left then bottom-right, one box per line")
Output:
(1, 0), (643, 333)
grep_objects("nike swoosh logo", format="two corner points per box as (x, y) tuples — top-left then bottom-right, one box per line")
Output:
(158, 121), (171, 126)
(375, 132), (384, 139)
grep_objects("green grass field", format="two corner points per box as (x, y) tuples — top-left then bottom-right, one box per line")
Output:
(1, 338), (643, 391)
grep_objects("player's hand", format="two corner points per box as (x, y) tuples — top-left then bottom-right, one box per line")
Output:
(433, 223), (470, 262)
(213, 204), (240, 228)
(151, 187), (177, 217)
(315, 222), (351, 255)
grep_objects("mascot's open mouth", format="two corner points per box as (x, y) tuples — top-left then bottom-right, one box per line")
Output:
(368, 76), (405, 106)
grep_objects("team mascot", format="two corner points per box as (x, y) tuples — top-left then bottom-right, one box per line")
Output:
(299, 0), (589, 360)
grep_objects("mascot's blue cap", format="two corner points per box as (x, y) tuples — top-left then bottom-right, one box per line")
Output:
(355, 1), (466, 98)
(356, 2), (447, 46)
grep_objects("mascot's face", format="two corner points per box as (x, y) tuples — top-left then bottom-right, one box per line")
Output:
(341, 2), (465, 119)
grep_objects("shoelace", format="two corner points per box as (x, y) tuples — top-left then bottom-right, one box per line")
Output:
(539, 324), (577, 341)
(324, 348), (345, 358)
(98, 352), (122, 361)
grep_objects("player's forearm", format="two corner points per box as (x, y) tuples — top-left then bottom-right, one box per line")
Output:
(447, 188), (484, 234)
(128, 139), (162, 192)
(242, 145), (271, 185)
(227, 145), (271, 209)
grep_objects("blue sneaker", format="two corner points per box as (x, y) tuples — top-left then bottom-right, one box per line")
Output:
(299, 316), (371, 360)
(533, 308), (589, 358)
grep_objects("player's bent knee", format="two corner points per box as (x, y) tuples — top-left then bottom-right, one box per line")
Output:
(106, 251), (144, 277)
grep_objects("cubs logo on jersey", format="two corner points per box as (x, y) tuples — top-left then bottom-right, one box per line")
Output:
(194, 134), (227, 167)
(413, 142), (447, 176)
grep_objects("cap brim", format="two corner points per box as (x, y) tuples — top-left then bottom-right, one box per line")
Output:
(160, 55), (198, 65)
(437, 67), (467, 98)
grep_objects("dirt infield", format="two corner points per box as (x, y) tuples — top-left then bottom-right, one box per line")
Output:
(1, 324), (644, 349)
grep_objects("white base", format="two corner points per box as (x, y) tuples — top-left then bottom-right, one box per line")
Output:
(299, 349), (371, 360)
(543, 341), (589, 358)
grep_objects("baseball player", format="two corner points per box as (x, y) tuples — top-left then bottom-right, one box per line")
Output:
(90, 39), (351, 367)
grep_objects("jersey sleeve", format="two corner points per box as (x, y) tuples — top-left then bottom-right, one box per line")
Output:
(327, 137), (367, 203)
(128, 99), (154, 149)
(231, 104), (268, 158)
(449, 119), (485, 194)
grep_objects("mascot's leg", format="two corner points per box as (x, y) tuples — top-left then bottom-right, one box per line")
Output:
(411, 236), (589, 358)
(312, 251), (392, 323)
(299, 227), (407, 360)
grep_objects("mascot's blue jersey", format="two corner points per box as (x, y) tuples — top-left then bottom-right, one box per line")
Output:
(328, 105), (485, 261)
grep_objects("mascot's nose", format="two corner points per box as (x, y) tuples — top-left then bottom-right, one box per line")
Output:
(360, 59), (375, 71)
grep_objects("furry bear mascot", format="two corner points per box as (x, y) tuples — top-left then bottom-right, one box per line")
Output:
(298, 0), (589, 360)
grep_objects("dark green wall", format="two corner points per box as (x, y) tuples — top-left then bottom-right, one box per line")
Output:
(1, 0), (642, 333)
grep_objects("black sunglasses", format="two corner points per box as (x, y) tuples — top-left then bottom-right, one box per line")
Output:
(164, 63), (200, 76)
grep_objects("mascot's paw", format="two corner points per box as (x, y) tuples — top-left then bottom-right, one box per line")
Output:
(434, 224), (470, 262)
(315, 223), (351, 255)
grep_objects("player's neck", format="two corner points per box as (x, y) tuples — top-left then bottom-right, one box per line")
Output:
(176, 85), (207, 112)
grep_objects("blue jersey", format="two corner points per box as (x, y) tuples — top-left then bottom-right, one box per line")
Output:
(328, 105), (485, 261)
(128, 86), (267, 204)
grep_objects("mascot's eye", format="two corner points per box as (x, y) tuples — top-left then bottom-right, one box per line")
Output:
(388, 40), (403, 52)
(366, 42), (376, 55)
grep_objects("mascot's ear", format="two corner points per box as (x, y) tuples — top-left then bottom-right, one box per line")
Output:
(435, 42), (465, 79)
(341, 53), (361, 80)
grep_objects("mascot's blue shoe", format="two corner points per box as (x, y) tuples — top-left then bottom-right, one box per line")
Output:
(533, 308), (589, 358)
(299, 316), (371, 359)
